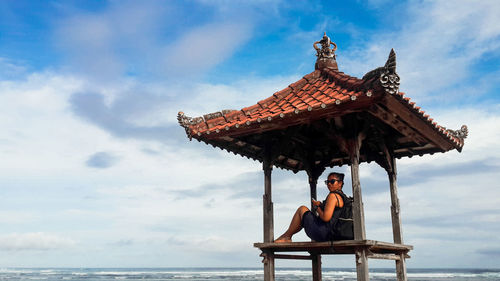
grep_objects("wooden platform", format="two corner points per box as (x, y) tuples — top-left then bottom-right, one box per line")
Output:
(254, 240), (412, 261)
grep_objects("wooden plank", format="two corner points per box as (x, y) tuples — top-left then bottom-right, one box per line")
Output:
(254, 240), (413, 252)
(367, 253), (401, 261)
(369, 242), (412, 252)
(274, 254), (312, 260)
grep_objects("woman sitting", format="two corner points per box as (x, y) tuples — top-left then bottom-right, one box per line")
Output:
(275, 172), (346, 243)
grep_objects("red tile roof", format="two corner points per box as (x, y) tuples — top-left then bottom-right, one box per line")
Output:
(178, 67), (467, 150)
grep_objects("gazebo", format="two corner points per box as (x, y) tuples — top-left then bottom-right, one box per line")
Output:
(178, 33), (468, 281)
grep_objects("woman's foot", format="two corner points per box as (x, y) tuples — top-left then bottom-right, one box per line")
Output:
(274, 235), (292, 243)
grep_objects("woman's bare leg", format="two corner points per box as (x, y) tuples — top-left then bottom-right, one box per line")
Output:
(275, 205), (310, 243)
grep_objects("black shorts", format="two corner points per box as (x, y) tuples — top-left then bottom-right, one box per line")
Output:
(301, 211), (333, 242)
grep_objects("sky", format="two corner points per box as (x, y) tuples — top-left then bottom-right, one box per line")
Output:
(0, 0), (499, 269)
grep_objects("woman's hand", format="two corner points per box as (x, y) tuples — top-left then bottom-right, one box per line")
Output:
(311, 199), (321, 207)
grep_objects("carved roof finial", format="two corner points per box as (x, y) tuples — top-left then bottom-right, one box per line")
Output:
(362, 48), (400, 95)
(313, 32), (338, 70)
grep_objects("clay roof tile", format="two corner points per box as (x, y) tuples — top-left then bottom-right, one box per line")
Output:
(289, 78), (308, 91)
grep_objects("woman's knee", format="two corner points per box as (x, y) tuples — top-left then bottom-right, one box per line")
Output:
(298, 205), (309, 213)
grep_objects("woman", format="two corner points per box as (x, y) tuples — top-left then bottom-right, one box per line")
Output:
(274, 172), (345, 243)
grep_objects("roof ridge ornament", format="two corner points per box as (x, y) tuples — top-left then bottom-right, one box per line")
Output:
(363, 49), (400, 95)
(178, 111), (203, 140)
(314, 32), (338, 70)
(446, 125), (469, 141)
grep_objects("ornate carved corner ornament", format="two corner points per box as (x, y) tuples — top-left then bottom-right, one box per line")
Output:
(445, 125), (469, 142)
(363, 49), (401, 95)
(177, 111), (203, 140)
(314, 32), (338, 70)
(178, 110), (235, 140)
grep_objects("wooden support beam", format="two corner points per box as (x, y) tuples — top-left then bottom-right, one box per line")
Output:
(312, 254), (322, 281)
(260, 250), (275, 281)
(368, 104), (427, 146)
(349, 137), (366, 240)
(309, 177), (318, 211)
(396, 253), (408, 281)
(307, 166), (325, 207)
(355, 249), (369, 281)
(263, 157), (274, 243)
(306, 165), (325, 281)
(379, 141), (408, 281)
(382, 96), (454, 151)
(388, 154), (403, 245)
(389, 157), (408, 281)
(262, 153), (274, 281)
(347, 128), (369, 281)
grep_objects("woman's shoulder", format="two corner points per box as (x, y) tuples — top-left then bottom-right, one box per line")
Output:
(327, 191), (344, 207)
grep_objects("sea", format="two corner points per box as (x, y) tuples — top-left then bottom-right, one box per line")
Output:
(0, 268), (499, 281)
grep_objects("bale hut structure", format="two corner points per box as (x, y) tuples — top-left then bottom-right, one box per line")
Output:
(178, 33), (468, 281)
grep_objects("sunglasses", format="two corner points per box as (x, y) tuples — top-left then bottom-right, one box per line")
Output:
(324, 179), (338, 185)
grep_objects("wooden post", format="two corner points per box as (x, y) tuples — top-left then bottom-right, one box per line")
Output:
(312, 254), (322, 281)
(388, 154), (408, 281)
(309, 172), (322, 281)
(263, 156), (275, 281)
(349, 135), (369, 281)
(309, 175), (317, 210)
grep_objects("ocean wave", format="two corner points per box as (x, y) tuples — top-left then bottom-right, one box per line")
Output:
(0, 268), (498, 280)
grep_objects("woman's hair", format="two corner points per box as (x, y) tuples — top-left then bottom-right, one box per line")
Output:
(328, 172), (345, 187)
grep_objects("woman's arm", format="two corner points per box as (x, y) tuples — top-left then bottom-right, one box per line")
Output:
(317, 193), (338, 222)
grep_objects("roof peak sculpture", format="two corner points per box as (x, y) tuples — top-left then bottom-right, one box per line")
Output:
(314, 32), (338, 70)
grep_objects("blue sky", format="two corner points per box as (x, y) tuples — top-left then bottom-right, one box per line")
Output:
(1, 0), (499, 269)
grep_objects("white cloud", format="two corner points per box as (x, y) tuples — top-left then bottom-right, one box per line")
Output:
(342, 1), (500, 103)
(54, 1), (255, 82)
(0, 72), (111, 176)
(0, 233), (76, 251)
(163, 22), (253, 76)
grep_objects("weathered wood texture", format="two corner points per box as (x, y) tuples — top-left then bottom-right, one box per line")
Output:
(355, 249), (369, 281)
(388, 155), (403, 244)
(309, 176), (318, 211)
(262, 251), (275, 281)
(349, 137), (366, 241)
(388, 155), (408, 281)
(274, 254), (312, 260)
(309, 176), (321, 280)
(262, 157), (274, 281)
(312, 254), (322, 281)
(254, 240), (413, 255)
(348, 130), (369, 281)
(396, 253), (408, 281)
(263, 160), (274, 243)
(381, 96), (453, 151)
